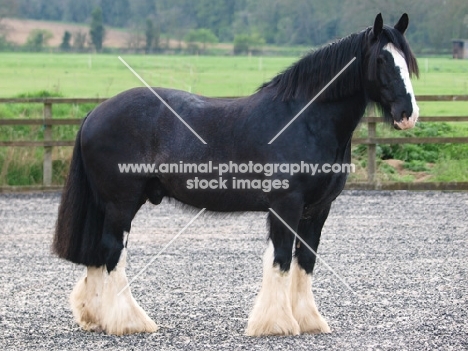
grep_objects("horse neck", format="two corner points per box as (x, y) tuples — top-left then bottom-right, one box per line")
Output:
(308, 90), (369, 142)
(257, 33), (371, 140)
(271, 32), (367, 102)
(301, 41), (370, 138)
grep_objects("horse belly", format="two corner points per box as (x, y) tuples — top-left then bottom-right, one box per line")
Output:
(157, 175), (270, 212)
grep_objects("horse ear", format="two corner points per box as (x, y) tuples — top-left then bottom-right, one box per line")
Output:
(394, 13), (409, 35)
(372, 13), (383, 39)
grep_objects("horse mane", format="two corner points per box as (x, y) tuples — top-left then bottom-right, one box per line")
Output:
(259, 26), (419, 102)
(367, 26), (419, 83)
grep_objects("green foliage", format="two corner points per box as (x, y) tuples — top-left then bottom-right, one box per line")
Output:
(233, 33), (265, 55)
(233, 34), (250, 54)
(376, 123), (454, 163)
(64, 0), (92, 23)
(377, 144), (439, 163)
(431, 159), (468, 181)
(3, 0), (468, 52)
(404, 160), (431, 172)
(89, 6), (105, 52)
(15, 90), (63, 98)
(72, 30), (87, 52)
(59, 31), (72, 51)
(440, 143), (468, 160)
(25, 29), (53, 52)
(0, 35), (12, 51)
(145, 18), (160, 54)
(194, 0), (237, 41)
(379, 162), (396, 175)
(52, 159), (70, 184)
(352, 119), (468, 182)
(4, 154), (42, 186)
(0, 88), (92, 185)
(184, 28), (218, 53)
(101, 0), (131, 27)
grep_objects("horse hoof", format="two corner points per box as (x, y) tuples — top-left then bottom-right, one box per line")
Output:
(246, 319), (300, 336)
(71, 250), (159, 335)
(296, 314), (331, 334)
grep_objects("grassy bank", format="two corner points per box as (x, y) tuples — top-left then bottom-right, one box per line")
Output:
(0, 53), (467, 186)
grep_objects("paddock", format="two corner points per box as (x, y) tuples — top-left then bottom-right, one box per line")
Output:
(0, 190), (467, 350)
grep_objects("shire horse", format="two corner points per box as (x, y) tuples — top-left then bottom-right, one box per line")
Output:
(53, 14), (419, 336)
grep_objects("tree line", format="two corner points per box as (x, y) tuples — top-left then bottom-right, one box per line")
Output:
(1, 0), (468, 54)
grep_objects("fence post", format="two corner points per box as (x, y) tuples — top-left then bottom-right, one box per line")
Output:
(43, 102), (52, 186)
(367, 108), (377, 184)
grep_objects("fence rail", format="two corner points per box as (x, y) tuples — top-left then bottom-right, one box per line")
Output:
(1, 96), (467, 191)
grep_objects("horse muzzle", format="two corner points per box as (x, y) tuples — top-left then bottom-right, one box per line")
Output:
(393, 114), (416, 130)
(393, 103), (419, 130)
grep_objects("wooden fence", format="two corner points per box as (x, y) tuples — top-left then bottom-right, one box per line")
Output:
(1, 96), (468, 192)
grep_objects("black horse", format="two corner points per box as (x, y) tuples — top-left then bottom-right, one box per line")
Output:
(53, 14), (419, 336)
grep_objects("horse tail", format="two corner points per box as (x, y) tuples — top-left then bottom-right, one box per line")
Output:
(53, 114), (106, 267)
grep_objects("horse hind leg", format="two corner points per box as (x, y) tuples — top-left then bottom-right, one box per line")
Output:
(70, 200), (158, 335)
(100, 248), (158, 335)
(70, 266), (105, 332)
(70, 249), (158, 335)
(246, 238), (300, 336)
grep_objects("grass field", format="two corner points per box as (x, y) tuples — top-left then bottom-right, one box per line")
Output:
(1, 53), (468, 114)
(0, 52), (467, 186)
(0, 53), (294, 98)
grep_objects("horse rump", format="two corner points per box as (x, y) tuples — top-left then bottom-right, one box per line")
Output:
(52, 117), (106, 267)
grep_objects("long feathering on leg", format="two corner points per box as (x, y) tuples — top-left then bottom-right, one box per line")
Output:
(246, 242), (300, 336)
(290, 259), (331, 334)
(70, 249), (158, 335)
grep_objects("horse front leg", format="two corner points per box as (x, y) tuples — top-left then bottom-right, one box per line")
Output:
(246, 202), (302, 336)
(290, 204), (331, 334)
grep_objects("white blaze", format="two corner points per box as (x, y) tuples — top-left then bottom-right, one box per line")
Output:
(384, 43), (419, 129)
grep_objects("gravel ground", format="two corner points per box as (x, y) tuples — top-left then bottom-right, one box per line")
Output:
(0, 191), (467, 351)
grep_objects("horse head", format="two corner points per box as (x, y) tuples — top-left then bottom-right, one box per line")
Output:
(364, 13), (420, 130)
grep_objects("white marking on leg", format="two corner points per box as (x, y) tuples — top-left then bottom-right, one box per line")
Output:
(100, 249), (158, 335)
(290, 259), (330, 334)
(70, 249), (158, 335)
(384, 43), (419, 129)
(70, 266), (105, 332)
(269, 208), (357, 296)
(246, 241), (300, 336)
